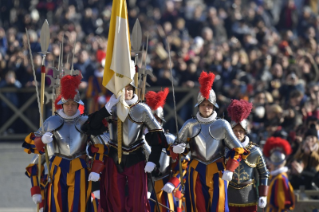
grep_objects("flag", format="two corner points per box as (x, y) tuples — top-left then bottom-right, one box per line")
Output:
(102, 0), (134, 121)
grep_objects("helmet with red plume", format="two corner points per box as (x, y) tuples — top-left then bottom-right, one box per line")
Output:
(227, 99), (253, 131)
(57, 74), (84, 105)
(195, 71), (218, 108)
(263, 137), (292, 165)
(145, 88), (169, 123)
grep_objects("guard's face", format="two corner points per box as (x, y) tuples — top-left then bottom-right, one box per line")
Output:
(63, 100), (78, 116)
(233, 124), (245, 142)
(125, 85), (134, 100)
(199, 100), (214, 118)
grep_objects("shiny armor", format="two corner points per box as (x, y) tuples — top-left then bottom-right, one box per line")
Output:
(154, 132), (176, 181)
(194, 89), (219, 108)
(108, 102), (162, 151)
(228, 138), (269, 206)
(231, 119), (249, 131)
(153, 106), (165, 122)
(178, 118), (242, 165)
(28, 154), (48, 175)
(35, 113), (103, 160)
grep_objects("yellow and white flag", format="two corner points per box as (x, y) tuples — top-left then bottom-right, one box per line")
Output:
(102, 0), (134, 121)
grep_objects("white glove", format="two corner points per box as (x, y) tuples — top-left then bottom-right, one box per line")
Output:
(258, 196), (267, 208)
(39, 208), (43, 212)
(105, 94), (120, 113)
(222, 170), (233, 181)
(32, 194), (42, 204)
(91, 190), (100, 202)
(41, 132), (53, 144)
(98, 96), (107, 105)
(162, 182), (175, 193)
(172, 143), (186, 154)
(88, 172), (100, 182)
(147, 192), (151, 199)
(144, 162), (156, 173)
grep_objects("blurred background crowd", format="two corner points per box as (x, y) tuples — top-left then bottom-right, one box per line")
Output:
(2, 0), (319, 193)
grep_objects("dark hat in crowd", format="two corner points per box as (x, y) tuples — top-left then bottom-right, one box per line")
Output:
(305, 124), (318, 138)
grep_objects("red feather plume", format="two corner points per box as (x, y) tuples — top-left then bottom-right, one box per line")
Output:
(198, 71), (215, 99)
(145, 88), (169, 110)
(78, 104), (85, 114)
(227, 99), (253, 123)
(60, 75), (82, 100)
(263, 137), (292, 157)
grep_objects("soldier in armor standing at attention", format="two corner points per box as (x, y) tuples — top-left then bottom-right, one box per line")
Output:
(227, 99), (269, 212)
(263, 137), (295, 212)
(162, 71), (248, 212)
(22, 74), (105, 212)
(82, 61), (168, 212)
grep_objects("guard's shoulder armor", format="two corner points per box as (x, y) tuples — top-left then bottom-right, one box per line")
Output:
(178, 118), (200, 142)
(129, 102), (162, 130)
(209, 118), (230, 140)
(42, 115), (64, 132)
(165, 132), (176, 145)
(75, 115), (88, 132)
(129, 102), (151, 123)
(244, 144), (263, 167)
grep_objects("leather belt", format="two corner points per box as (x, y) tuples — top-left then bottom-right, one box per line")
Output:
(230, 179), (254, 187)
(55, 152), (87, 160)
(109, 141), (144, 155)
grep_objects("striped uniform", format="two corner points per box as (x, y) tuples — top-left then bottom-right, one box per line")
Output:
(265, 172), (295, 212)
(185, 159), (229, 212)
(150, 157), (189, 212)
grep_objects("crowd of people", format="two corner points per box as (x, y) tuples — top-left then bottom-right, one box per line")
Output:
(2, 0), (319, 193)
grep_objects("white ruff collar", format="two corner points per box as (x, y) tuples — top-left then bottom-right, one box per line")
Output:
(57, 109), (81, 119)
(242, 136), (250, 147)
(126, 94), (138, 106)
(196, 111), (217, 123)
(270, 166), (288, 176)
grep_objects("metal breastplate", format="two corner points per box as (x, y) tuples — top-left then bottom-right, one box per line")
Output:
(52, 117), (88, 159)
(230, 159), (255, 186)
(108, 102), (161, 149)
(190, 121), (224, 165)
(155, 132), (176, 180)
(230, 144), (269, 186)
(108, 117), (144, 149)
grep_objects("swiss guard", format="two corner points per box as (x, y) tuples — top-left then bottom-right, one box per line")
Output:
(263, 137), (295, 212)
(162, 71), (248, 212)
(82, 61), (168, 212)
(227, 99), (269, 212)
(23, 74), (106, 212)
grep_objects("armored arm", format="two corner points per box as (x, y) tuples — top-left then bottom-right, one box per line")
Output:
(210, 119), (246, 172)
(81, 106), (111, 136)
(255, 147), (269, 197)
(135, 103), (168, 167)
(23, 115), (63, 154)
(168, 119), (199, 160)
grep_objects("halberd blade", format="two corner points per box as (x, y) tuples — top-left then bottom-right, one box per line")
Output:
(40, 20), (50, 53)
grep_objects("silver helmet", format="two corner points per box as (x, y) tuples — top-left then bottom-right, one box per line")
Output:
(153, 106), (165, 123)
(231, 119), (249, 131)
(269, 149), (286, 166)
(194, 89), (219, 108)
(57, 90), (84, 105)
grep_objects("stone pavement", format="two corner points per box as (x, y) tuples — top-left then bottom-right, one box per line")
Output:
(0, 142), (35, 211)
